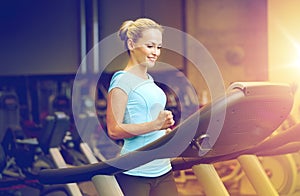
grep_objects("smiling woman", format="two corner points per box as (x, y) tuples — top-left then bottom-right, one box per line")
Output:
(106, 18), (179, 196)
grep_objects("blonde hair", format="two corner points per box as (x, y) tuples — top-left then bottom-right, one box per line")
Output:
(118, 18), (163, 51)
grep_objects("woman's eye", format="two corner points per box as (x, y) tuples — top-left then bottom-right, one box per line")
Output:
(146, 45), (162, 49)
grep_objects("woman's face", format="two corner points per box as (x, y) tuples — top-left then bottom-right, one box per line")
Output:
(131, 28), (162, 68)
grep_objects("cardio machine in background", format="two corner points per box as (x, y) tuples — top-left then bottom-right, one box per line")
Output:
(0, 91), (80, 195)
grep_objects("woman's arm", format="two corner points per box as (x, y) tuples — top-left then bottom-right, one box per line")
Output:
(106, 88), (175, 140)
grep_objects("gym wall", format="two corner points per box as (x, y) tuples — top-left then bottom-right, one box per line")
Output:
(0, 0), (81, 76)
(185, 0), (268, 102)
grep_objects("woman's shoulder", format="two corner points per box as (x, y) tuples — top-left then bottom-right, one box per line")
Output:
(111, 70), (126, 79)
(109, 70), (131, 93)
(110, 70), (129, 84)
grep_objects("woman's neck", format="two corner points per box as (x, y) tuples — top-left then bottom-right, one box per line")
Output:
(124, 59), (148, 79)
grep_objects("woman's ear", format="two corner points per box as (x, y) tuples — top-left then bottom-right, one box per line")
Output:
(127, 39), (134, 51)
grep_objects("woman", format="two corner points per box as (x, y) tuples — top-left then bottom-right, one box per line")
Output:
(106, 18), (178, 196)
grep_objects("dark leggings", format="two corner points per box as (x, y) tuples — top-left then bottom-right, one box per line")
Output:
(115, 171), (178, 196)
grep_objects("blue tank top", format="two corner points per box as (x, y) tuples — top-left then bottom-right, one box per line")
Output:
(108, 71), (172, 177)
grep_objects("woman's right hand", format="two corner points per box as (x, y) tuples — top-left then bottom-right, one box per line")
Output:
(155, 110), (175, 130)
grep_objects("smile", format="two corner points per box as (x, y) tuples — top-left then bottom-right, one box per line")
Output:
(148, 57), (157, 62)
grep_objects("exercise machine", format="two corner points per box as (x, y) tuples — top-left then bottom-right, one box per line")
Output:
(0, 91), (20, 174)
(75, 110), (123, 195)
(211, 122), (300, 195)
(237, 123), (300, 195)
(0, 92), (74, 195)
(37, 82), (294, 196)
(38, 111), (84, 196)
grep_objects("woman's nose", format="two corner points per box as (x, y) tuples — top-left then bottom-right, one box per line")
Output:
(152, 47), (159, 55)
